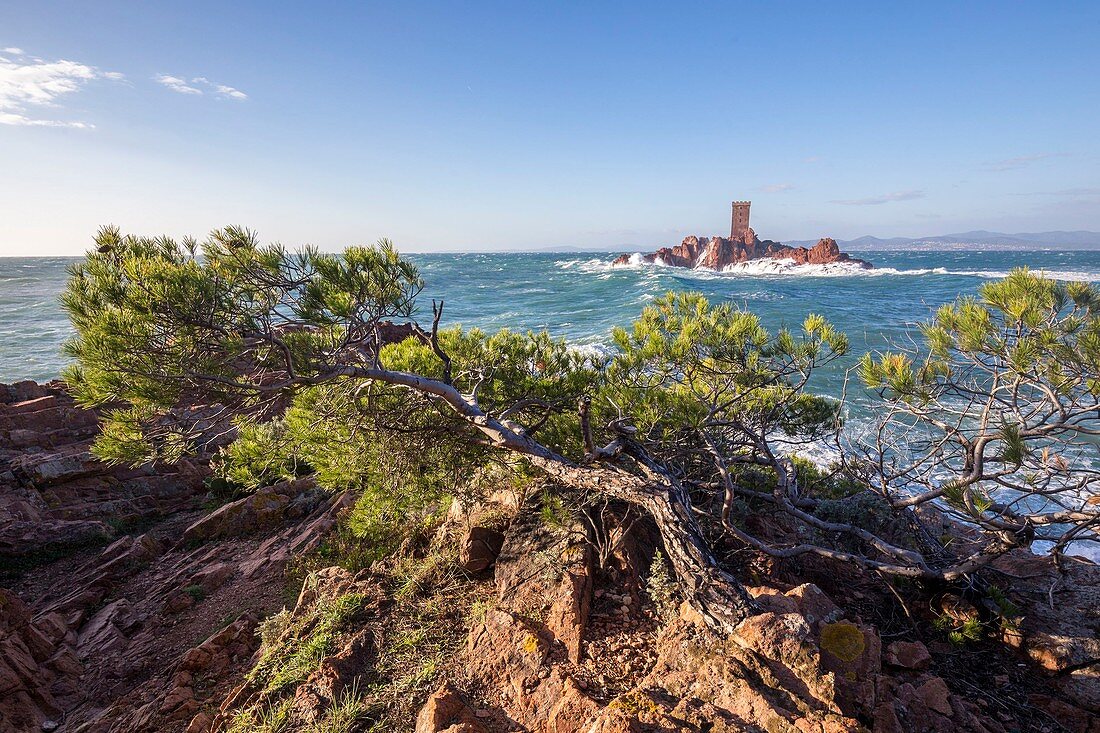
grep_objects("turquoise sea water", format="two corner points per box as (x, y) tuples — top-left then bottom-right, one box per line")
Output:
(4, 249), (1100, 393)
(8, 249), (1098, 558)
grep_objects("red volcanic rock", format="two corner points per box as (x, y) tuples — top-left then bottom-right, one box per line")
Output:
(457, 526), (505, 573)
(613, 234), (872, 270)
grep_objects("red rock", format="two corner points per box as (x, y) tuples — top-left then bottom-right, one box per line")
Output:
(744, 585), (800, 615)
(885, 640), (932, 670)
(438, 724), (487, 733)
(734, 611), (813, 663)
(180, 479), (316, 544)
(160, 684), (195, 713)
(185, 711), (214, 733)
(76, 599), (132, 655)
(189, 561), (234, 592)
(178, 647), (213, 673)
(458, 526), (505, 572)
(546, 563), (592, 664)
(0, 589), (63, 730)
(416, 685), (479, 733)
(1027, 694), (1100, 733)
(916, 676), (953, 717)
(785, 583), (841, 625)
(614, 234), (871, 271)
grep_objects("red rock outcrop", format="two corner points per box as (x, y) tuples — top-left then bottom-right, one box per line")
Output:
(613, 234), (872, 271)
(6, 381), (1100, 733)
(0, 381), (209, 560)
(0, 380), (359, 733)
(0, 587), (72, 732)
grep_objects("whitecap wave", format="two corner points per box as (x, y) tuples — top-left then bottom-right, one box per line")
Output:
(936, 268), (1100, 282)
(568, 255), (1100, 282)
(567, 341), (614, 361)
(720, 258), (881, 277)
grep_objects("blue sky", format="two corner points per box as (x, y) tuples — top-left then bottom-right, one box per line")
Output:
(1, 1), (1098, 255)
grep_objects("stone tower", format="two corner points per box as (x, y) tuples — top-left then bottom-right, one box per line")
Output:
(731, 201), (751, 241)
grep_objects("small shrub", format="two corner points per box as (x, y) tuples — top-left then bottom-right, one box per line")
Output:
(306, 680), (369, 733)
(248, 590), (368, 693)
(986, 584), (1021, 620)
(256, 608), (292, 649)
(393, 550), (455, 601)
(538, 491), (571, 528)
(791, 456), (863, 500)
(184, 584), (206, 603)
(934, 613), (984, 646)
(226, 697), (292, 733)
(609, 690), (662, 717)
(202, 475), (250, 510)
(645, 551), (678, 622)
(467, 598), (493, 625)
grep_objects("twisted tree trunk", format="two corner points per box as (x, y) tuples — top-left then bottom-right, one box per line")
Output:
(343, 366), (759, 630)
(528, 454), (756, 630)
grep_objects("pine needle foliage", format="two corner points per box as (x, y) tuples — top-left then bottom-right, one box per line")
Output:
(858, 268), (1100, 570)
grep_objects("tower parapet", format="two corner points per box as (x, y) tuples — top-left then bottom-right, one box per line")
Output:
(731, 201), (751, 241)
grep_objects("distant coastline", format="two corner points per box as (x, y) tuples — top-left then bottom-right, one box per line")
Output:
(399, 230), (1100, 255)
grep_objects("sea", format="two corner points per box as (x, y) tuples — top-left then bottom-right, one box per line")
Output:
(6, 249), (1100, 391)
(4, 248), (1099, 557)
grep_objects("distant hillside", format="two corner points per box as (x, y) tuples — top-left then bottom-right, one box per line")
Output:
(787, 231), (1100, 251)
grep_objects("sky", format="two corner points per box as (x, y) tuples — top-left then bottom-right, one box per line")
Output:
(1, 1), (1098, 256)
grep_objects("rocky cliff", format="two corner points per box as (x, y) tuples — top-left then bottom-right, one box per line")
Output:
(2, 381), (1097, 733)
(613, 233), (872, 271)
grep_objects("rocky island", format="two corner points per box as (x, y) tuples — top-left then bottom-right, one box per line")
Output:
(613, 201), (872, 271)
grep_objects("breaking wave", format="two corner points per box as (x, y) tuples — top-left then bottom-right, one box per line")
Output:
(560, 255), (1100, 282)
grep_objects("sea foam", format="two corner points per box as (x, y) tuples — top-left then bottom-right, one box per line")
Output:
(584, 254), (1100, 282)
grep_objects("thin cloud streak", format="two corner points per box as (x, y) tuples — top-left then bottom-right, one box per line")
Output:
(156, 74), (248, 100)
(985, 153), (1067, 172)
(760, 183), (795, 193)
(830, 190), (924, 206)
(216, 85), (247, 100)
(156, 74), (202, 95)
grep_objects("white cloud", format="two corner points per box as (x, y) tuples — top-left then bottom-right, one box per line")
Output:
(831, 190), (925, 206)
(760, 183), (795, 193)
(156, 74), (203, 95)
(2, 47), (25, 55)
(215, 84), (247, 100)
(156, 74), (248, 100)
(0, 111), (93, 128)
(0, 51), (119, 128)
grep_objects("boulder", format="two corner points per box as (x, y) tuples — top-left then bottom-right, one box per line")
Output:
(885, 640), (932, 670)
(180, 479), (317, 545)
(988, 551), (1100, 712)
(415, 685), (482, 733)
(458, 526), (505, 573)
(916, 676), (953, 717)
